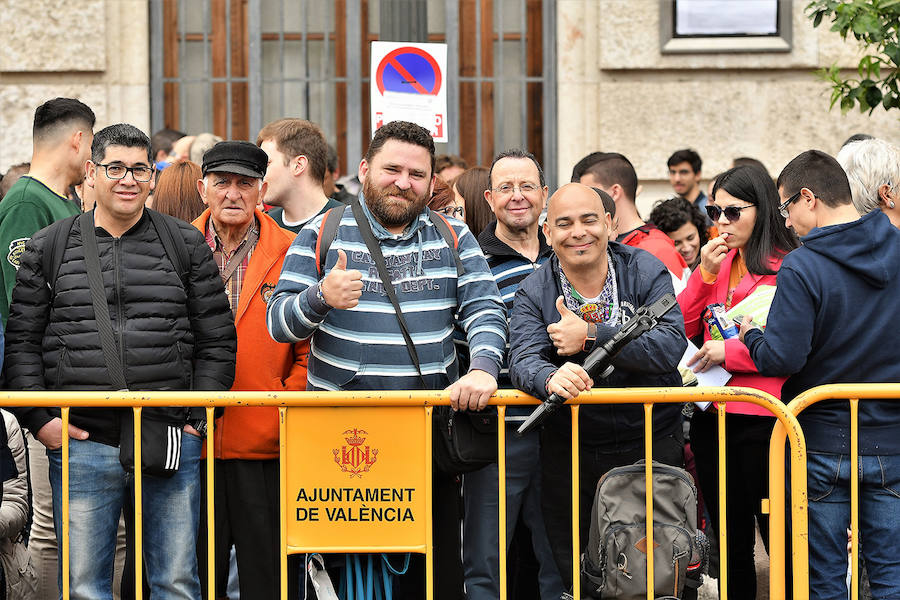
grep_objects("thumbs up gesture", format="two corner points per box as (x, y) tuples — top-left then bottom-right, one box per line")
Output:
(320, 249), (363, 310)
(546, 296), (590, 356)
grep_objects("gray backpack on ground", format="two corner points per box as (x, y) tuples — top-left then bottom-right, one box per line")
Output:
(581, 460), (707, 599)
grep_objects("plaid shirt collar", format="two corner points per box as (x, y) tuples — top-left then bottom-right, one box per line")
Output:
(205, 216), (260, 314)
(205, 216), (259, 258)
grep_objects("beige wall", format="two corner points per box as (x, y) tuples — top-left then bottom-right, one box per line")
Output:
(4, 0), (897, 200)
(557, 0), (900, 217)
(0, 0), (150, 172)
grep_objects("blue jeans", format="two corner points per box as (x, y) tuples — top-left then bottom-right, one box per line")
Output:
(462, 423), (564, 600)
(48, 435), (203, 600)
(807, 451), (900, 600)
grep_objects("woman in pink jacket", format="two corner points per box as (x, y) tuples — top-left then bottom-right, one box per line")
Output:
(677, 165), (798, 599)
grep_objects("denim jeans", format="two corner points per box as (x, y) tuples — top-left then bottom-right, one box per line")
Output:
(462, 423), (564, 600)
(807, 451), (900, 600)
(48, 435), (203, 600)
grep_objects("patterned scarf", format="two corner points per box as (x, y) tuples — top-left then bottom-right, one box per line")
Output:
(558, 254), (620, 326)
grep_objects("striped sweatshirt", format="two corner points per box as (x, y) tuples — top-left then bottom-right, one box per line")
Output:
(267, 200), (507, 392)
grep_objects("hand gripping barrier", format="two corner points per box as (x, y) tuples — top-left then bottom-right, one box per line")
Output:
(0, 386), (809, 600)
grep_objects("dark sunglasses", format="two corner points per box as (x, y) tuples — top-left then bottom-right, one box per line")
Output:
(706, 204), (754, 222)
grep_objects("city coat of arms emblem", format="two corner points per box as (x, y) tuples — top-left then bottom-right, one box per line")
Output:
(333, 428), (378, 478)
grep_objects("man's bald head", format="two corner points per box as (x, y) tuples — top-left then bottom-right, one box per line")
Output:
(544, 183), (612, 269)
(547, 183), (611, 219)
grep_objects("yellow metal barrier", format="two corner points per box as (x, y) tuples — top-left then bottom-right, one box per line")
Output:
(0, 386), (808, 600)
(768, 383), (900, 600)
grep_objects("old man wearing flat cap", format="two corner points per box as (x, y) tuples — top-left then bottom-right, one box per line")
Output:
(194, 141), (309, 600)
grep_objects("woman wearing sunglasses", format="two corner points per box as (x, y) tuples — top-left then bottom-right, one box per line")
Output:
(677, 165), (799, 599)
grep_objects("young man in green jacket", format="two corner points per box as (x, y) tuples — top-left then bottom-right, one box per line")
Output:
(0, 97), (95, 326)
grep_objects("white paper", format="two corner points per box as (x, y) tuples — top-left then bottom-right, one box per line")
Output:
(370, 42), (449, 142)
(680, 339), (732, 410)
(675, 0), (778, 36)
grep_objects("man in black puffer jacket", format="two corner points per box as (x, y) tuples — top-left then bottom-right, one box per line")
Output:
(4, 123), (236, 600)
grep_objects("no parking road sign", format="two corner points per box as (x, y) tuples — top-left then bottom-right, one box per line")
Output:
(371, 41), (448, 143)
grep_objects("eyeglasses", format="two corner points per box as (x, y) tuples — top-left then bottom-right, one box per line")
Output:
(779, 190), (803, 218)
(96, 163), (155, 182)
(491, 182), (540, 196)
(706, 204), (754, 222)
(438, 205), (465, 219)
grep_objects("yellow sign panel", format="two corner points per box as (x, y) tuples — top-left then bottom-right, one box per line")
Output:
(283, 406), (428, 553)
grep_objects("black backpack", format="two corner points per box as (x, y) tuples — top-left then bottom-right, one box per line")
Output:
(581, 460), (708, 599)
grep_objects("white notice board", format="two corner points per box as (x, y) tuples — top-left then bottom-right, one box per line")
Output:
(370, 41), (448, 143)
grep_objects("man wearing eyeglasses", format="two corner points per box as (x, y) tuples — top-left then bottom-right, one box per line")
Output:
(739, 150), (900, 599)
(5, 123), (237, 600)
(461, 149), (563, 600)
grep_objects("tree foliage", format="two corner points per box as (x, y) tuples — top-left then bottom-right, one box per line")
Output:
(807, 0), (900, 114)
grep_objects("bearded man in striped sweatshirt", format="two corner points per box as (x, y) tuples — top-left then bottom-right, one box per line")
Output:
(267, 120), (507, 598)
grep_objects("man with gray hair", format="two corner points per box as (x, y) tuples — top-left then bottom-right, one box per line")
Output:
(193, 141), (308, 600)
(836, 137), (900, 229)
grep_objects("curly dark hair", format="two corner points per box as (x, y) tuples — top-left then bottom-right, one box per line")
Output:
(649, 196), (709, 250)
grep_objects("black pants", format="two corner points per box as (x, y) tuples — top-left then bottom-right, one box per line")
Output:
(198, 458), (300, 600)
(539, 421), (685, 591)
(690, 410), (773, 600)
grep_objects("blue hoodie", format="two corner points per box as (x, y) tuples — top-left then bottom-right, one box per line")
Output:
(744, 210), (900, 454)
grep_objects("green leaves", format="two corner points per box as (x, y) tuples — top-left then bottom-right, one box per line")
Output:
(807, 0), (900, 117)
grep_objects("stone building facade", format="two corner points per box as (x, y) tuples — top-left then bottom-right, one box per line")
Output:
(1, 0), (898, 215)
(0, 0), (150, 172)
(559, 1), (900, 213)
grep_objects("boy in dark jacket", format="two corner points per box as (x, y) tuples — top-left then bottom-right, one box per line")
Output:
(740, 150), (900, 599)
(509, 183), (687, 588)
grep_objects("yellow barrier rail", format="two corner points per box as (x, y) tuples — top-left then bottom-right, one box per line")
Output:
(768, 383), (900, 600)
(0, 386), (809, 600)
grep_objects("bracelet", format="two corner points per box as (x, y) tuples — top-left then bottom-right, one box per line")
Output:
(315, 283), (330, 307)
(187, 419), (207, 437)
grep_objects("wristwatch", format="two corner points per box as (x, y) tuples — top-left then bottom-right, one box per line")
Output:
(582, 322), (597, 353)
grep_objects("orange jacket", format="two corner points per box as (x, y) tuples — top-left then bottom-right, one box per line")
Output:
(193, 208), (309, 459)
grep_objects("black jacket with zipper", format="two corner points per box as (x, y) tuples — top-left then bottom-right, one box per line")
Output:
(509, 242), (687, 448)
(4, 210), (236, 446)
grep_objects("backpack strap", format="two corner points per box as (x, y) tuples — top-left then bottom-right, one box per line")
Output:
(40, 215), (78, 292)
(146, 209), (190, 289)
(428, 211), (464, 277)
(315, 204), (464, 278)
(316, 206), (345, 277)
